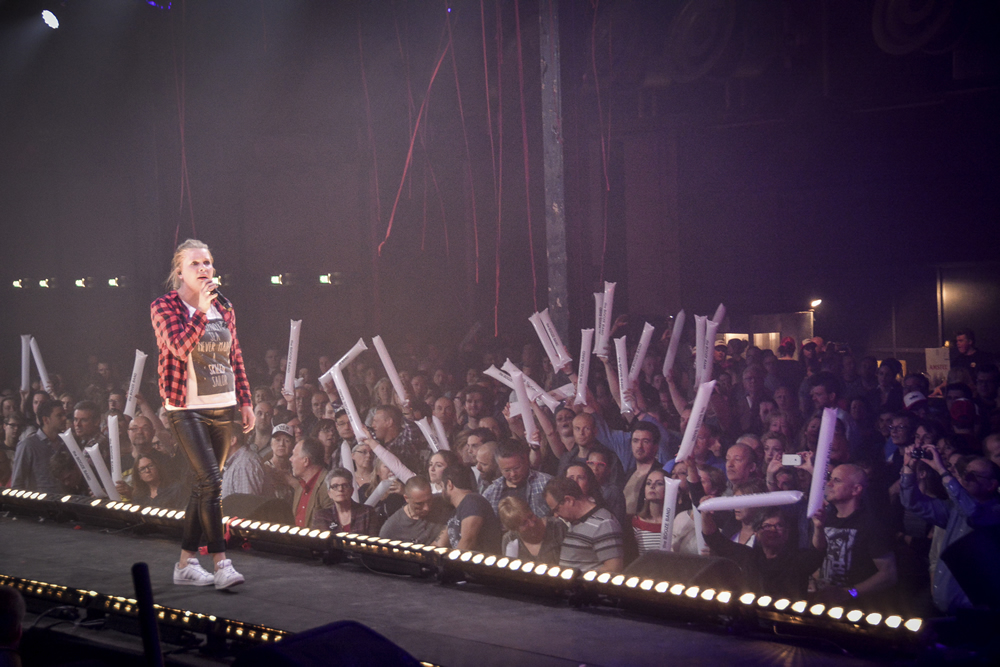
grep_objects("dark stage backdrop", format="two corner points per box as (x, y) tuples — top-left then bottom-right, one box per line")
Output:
(1, 0), (998, 391)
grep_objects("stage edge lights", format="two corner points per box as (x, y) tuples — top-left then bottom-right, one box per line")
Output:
(0, 489), (928, 651)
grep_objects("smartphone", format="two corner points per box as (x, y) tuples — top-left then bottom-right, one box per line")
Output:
(782, 454), (802, 466)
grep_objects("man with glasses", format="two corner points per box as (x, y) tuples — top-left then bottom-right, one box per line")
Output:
(699, 507), (824, 598)
(901, 444), (1000, 614)
(543, 476), (622, 573)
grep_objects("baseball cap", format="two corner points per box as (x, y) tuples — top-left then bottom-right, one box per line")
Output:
(272, 422), (295, 437)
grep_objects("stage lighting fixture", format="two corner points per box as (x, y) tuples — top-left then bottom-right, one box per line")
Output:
(108, 277), (121, 287)
(810, 299), (822, 308)
(12, 280), (24, 288)
(42, 11), (59, 29)
(74, 278), (95, 288)
(270, 275), (283, 285)
(38, 278), (55, 288)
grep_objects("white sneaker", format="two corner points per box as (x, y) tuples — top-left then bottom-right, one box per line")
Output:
(173, 558), (214, 586)
(214, 559), (245, 590)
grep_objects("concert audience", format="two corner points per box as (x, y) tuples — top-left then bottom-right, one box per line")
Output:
(4, 314), (998, 621)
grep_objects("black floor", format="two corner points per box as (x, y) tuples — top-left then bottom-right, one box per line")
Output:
(0, 514), (886, 667)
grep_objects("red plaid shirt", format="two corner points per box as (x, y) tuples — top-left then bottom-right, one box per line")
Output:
(151, 291), (252, 410)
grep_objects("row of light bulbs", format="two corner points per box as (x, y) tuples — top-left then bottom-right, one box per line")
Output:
(11, 274), (344, 289)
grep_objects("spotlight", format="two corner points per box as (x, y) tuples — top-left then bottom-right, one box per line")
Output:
(318, 272), (343, 286)
(108, 277), (121, 288)
(74, 278), (95, 288)
(38, 278), (55, 288)
(12, 280), (24, 289)
(270, 275), (283, 286)
(41, 10), (59, 29)
(810, 299), (822, 308)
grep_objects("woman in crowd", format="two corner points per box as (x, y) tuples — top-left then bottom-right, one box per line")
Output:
(152, 239), (254, 590)
(427, 449), (463, 494)
(564, 463), (626, 529)
(131, 451), (186, 509)
(728, 480), (768, 546)
(631, 468), (668, 557)
(351, 441), (377, 501)
(497, 496), (566, 564)
(312, 468), (382, 535)
(311, 418), (339, 467)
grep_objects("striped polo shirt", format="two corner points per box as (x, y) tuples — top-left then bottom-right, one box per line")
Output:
(559, 506), (623, 572)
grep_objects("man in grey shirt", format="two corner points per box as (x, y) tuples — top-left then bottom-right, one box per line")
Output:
(12, 400), (67, 494)
(379, 476), (448, 544)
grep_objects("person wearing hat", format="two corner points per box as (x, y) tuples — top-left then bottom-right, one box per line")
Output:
(264, 422), (296, 505)
(903, 391), (929, 420)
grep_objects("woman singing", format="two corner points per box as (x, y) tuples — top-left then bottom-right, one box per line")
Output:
(151, 239), (254, 589)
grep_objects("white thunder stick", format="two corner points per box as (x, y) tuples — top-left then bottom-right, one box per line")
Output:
(693, 509), (706, 555)
(370, 442), (415, 483)
(331, 366), (369, 443)
(365, 479), (393, 507)
(659, 477), (682, 552)
(807, 407), (840, 518)
(319, 338), (369, 394)
(20, 335), (31, 392)
(85, 444), (121, 501)
(339, 441), (359, 503)
(628, 322), (656, 386)
(673, 380), (717, 463)
(698, 490), (803, 513)
(662, 310), (686, 378)
(500, 360), (560, 411)
(575, 328), (594, 406)
(432, 415), (451, 451)
(123, 350), (148, 419)
(108, 414), (122, 482)
(614, 336), (635, 416)
(415, 417), (442, 453)
(703, 319), (719, 384)
(59, 430), (105, 498)
(336, 338), (368, 369)
(372, 335), (410, 407)
(593, 293), (605, 355)
(29, 337), (53, 394)
(283, 320), (302, 396)
(510, 370), (539, 446)
(484, 365), (516, 389)
(529, 312), (561, 374)
(539, 308), (573, 369)
(693, 315), (707, 387)
(596, 282), (616, 357)
(711, 303), (726, 326)
(550, 383), (575, 401)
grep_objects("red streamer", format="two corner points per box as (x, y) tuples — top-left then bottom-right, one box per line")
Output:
(378, 40), (451, 256)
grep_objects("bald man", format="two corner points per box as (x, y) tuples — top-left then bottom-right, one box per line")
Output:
(812, 464), (897, 605)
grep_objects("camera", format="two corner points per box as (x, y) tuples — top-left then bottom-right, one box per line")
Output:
(781, 454), (802, 467)
(911, 447), (930, 460)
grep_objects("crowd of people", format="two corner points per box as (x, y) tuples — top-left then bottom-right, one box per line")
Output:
(3, 319), (999, 616)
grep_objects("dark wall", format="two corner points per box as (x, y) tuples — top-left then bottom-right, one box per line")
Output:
(1, 0), (998, 392)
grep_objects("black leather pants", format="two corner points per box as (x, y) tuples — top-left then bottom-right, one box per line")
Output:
(167, 406), (235, 553)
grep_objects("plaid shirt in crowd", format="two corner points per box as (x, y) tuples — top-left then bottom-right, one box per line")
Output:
(483, 469), (553, 520)
(150, 291), (252, 409)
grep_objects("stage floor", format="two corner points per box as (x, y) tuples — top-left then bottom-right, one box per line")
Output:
(0, 513), (888, 666)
